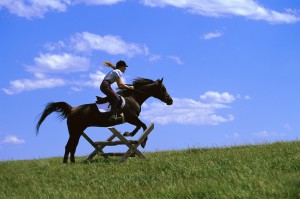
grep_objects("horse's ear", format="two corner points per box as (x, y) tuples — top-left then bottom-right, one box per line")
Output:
(157, 78), (164, 85)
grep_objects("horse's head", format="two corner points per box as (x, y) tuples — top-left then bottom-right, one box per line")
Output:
(129, 77), (173, 106)
(152, 78), (173, 105)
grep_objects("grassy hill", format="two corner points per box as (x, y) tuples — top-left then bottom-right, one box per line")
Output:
(1, 141), (300, 198)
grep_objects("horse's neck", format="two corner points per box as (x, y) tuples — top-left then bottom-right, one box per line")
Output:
(130, 83), (157, 105)
(134, 92), (150, 106)
(133, 85), (155, 105)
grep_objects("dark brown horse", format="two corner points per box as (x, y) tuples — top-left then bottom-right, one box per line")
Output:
(36, 78), (173, 163)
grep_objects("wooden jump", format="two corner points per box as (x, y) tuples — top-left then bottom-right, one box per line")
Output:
(82, 123), (154, 163)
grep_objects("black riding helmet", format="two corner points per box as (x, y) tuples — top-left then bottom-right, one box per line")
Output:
(116, 60), (128, 69)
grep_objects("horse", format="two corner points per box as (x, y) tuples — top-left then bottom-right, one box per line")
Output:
(35, 78), (173, 163)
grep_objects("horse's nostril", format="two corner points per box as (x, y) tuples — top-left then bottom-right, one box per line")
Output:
(166, 98), (173, 105)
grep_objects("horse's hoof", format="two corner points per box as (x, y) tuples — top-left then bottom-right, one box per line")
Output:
(63, 159), (68, 164)
(123, 132), (132, 137)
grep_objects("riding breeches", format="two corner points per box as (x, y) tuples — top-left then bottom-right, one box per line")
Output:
(100, 80), (120, 110)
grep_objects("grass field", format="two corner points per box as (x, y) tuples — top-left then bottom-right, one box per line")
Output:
(1, 141), (300, 198)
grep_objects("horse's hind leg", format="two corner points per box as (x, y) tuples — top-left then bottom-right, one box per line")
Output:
(63, 124), (80, 163)
(70, 133), (81, 163)
(63, 149), (70, 163)
(64, 134), (80, 163)
(64, 137), (72, 163)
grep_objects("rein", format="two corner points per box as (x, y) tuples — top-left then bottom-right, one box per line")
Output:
(133, 88), (148, 96)
(123, 83), (149, 96)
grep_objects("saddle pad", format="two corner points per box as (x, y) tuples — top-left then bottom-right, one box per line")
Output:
(96, 96), (126, 113)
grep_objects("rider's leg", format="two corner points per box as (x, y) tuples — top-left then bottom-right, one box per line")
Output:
(110, 97), (119, 117)
(100, 81), (120, 121)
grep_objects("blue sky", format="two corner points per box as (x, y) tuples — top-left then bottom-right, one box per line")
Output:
(1, 0), (300, 161)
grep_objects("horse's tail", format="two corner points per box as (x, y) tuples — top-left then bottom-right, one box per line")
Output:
(36, 102), (72, 135)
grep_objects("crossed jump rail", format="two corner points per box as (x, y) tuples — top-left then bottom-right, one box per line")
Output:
(82, 123), (154, 163)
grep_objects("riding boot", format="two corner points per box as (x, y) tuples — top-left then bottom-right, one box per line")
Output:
(108, 101), (118, 122)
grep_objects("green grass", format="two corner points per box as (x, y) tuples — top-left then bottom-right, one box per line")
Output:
(1, 141), (300, 198)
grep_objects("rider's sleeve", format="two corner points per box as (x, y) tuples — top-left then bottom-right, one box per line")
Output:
(114, 70), (122, 79)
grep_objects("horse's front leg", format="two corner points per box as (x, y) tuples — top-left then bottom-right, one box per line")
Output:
(123, 113), (148, 148)
(123, 113), (147, 137)
(123, 126), (140, 137)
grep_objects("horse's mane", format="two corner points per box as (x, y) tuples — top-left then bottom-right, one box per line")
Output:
(132, 78), (155, 88)
(117, 77), (155, 97)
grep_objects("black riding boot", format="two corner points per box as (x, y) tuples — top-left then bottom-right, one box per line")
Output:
(108, 101), (118, 122)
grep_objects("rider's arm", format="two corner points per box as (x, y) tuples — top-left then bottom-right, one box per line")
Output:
(116, 78), (134, 90)
(103, 61), (116, 70)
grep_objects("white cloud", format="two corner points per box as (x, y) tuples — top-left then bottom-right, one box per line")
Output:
(225, 132), (240, 139)
(0, 0), (69, 19)
(72, 70), (106, 90)
(3, 31), (146, 95)
(2, 71), (108, 95)
(236, 94), (252, 100)
(2, 0), (299, 23)
(141, 0), (300, 24)
(141, 93), (235, 125)
(70, 70), (119, 92)
(2, 77), (66, 95)
(44, 40), (66, 51)
(244, 95), (251, 100)
(2, 52), (91, 95)
(72, 0), (124, 5)
(0, 0), (124, 19)
(70, 32), (147, 57)
(167, 55), (183, 65)
(149, 54), (161, 62)
(202, 31), (223, 40)
(253, 130), (286, 139)
(2, 70), (108, 94)
(284, 124), (292, 131)
(2, 69), (109, 94)
(2, 135), (25, 144)
(26, 53), (91, 74)
(253, 130), (269, 138)
(43, 32), (149, 57)
(85, 70), (106, 87)
(200, 91), (235, 104)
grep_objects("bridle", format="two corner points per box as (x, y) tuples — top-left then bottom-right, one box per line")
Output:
(133, 88), (148, 95)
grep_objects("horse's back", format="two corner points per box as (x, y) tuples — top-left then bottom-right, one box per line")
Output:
(67, 103), (115, 129)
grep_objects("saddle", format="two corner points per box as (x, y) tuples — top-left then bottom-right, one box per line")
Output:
(95, 96), (109, 104)
(95, 96), (125, 112)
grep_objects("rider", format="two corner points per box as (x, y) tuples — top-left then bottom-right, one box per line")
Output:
(101, 60), (134, 121)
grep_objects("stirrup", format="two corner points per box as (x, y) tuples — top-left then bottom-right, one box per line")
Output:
(108, 111), (117, 122)
(108, 112), (124, 123)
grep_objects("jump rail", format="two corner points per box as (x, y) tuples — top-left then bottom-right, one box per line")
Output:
(82, 123), (154, 163)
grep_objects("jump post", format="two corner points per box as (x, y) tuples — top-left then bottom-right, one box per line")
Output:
(82, 123), (154, 163)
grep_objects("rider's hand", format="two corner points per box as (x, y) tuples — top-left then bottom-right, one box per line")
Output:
(129, 86), (134, 90)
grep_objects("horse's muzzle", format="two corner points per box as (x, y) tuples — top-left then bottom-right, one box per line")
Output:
(166, 96), (173, 105)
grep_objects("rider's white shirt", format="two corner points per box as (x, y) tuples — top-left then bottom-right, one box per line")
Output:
(103, 69), (122, 83)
